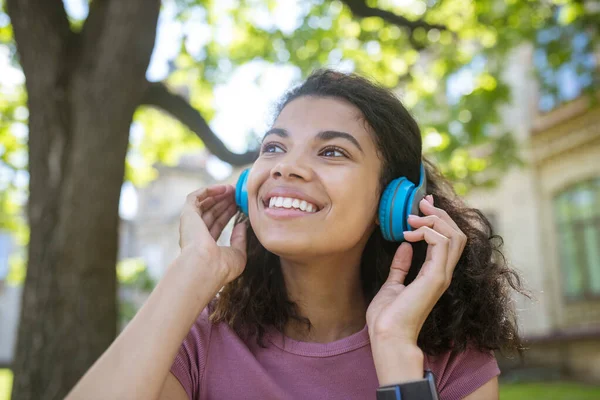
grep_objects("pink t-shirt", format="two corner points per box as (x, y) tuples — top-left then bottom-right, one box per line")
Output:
(170, 304), (500, 400)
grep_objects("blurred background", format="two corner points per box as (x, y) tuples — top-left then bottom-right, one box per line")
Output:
(0, 0), (599, 399)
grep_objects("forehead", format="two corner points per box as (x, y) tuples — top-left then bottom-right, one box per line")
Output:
(274, 96), (373, 143)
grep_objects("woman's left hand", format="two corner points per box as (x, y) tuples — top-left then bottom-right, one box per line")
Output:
(366, 194), (467, 384)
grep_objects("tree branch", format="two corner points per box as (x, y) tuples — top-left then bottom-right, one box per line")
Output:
(6, 0), (72, 83)
(141, 81), (258, 166)
(339, 0), (447, 32)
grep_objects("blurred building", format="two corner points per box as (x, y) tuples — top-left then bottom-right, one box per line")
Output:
(465, 45), (600, 382)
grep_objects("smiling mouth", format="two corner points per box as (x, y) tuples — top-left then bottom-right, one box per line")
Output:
(263, 196), (321, 213)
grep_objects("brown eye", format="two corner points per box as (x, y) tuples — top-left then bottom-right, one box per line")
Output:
(261, 143), (285, 154)
(320, 146), (347, 158)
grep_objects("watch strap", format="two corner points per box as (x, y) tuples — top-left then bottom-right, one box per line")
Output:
(376, 370), (439, 400)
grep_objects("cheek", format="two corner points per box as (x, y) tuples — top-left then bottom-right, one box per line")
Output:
(326, 182), (380, 237)
(245, 166), (268, 208)
(328, 169), (380, 214)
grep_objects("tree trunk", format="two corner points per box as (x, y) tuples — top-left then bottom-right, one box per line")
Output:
(7, 1), (160, 399)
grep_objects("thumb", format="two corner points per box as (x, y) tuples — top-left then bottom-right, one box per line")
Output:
(230, 221), (248, 254)
(386, 242), (413, 285)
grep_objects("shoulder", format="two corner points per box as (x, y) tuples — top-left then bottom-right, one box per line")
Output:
(425, 344), (500, 400)
(170, 299), (219, 400)
(184, 303), (214, 347)
(178, 298), (247, 357)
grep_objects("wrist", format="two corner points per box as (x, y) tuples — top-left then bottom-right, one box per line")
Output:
(175, 246), (226, 290)
(376, 370), (439, 400)
(371, 341), (424, 386)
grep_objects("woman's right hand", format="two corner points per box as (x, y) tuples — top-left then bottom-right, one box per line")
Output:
(178, 184), (247, 285)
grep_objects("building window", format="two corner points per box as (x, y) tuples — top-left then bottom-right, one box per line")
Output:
(553, 178), (600, 299)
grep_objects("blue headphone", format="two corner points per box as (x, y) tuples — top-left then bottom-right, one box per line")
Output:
(235, 163), (427, 242)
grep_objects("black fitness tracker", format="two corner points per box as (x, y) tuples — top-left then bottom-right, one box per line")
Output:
(376, 370), (439, 400)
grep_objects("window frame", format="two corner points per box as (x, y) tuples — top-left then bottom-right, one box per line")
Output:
(553, 177), (600, 302)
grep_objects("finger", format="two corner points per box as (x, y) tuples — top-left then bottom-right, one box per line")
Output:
(403, 226), (450, 283)
(209, 203), (238, 240)
(418, 197), (461, 233)
(407, 214), (465, 273)
(386, 242), (413, 286)
(199, 186), (235, 212)
(186, 185), (231, 208)
(408, 214), (455, 238)
(399, 270), (448, 315)
(180, 186), (232, 246)
(202, 196), (235, 227)
(230, 220), (248, 254)
(403, 225), (449, 245)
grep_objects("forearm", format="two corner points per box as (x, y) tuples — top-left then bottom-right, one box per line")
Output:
(66, 248), (223, 400)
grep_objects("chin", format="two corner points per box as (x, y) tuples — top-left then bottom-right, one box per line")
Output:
(256, 230), (320, 258)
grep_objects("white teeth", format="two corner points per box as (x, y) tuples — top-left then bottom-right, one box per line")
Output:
(267, 196), (318, 213)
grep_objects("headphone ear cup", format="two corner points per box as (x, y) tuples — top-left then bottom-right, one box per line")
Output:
(235, 169), (250, 215)
(378, 177), (413, 242)
(378, 163), (428, 242)
(378, 181), (396, 242)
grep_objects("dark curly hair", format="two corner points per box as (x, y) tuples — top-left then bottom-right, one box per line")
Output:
(210, 69), (527, 356)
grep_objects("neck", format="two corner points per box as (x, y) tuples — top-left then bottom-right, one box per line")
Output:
(280, 249), (368, 343)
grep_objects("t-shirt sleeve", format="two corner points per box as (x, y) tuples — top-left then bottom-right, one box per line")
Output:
(169, 306), (213, 400)
(425, 345), (500, 400)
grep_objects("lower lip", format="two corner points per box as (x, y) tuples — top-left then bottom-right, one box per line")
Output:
(264, 206), (318, 219)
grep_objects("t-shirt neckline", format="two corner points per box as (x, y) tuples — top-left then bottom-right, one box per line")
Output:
(265, 324), (371, 357)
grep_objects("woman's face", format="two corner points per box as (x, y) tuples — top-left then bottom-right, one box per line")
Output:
(247, 96), (383, 258)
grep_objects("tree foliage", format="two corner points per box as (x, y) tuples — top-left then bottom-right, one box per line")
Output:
(0, 0), (597, 238)
(0, 0), (595, 283)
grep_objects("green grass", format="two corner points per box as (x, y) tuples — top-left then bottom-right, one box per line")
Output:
(0, 369), (12, 400)
(500, 382), (600, 400)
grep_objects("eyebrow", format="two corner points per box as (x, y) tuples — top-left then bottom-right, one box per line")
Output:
(262, 128), (288, 141)
(262, 128), (364, 153)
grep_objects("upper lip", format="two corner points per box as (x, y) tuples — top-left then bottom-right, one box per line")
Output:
(261, 187), (325, 211)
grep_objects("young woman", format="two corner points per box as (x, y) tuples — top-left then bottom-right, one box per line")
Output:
(67, 70), (524, 400)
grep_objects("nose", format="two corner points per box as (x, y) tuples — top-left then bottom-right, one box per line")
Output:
(270, 154), (314, 181)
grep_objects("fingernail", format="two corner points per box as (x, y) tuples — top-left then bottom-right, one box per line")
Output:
(408, 214), (418, 219)
(427, 195), (434, 205)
